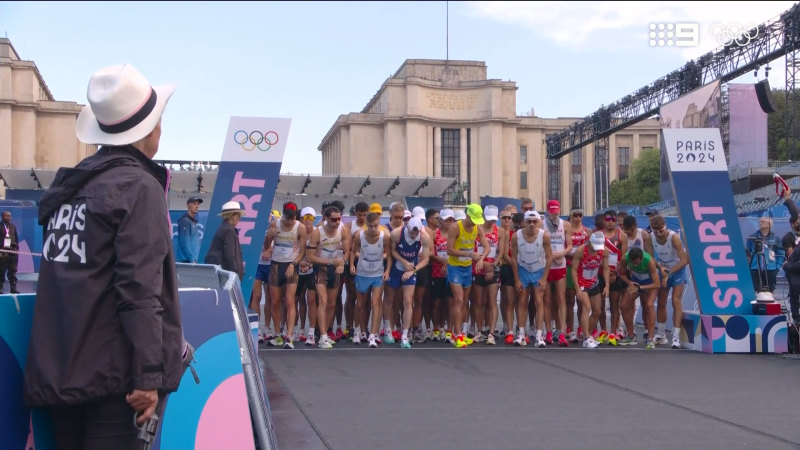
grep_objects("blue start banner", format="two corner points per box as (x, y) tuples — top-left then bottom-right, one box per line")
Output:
(662, 128), (754, 315)
(198, 117), (291, 300)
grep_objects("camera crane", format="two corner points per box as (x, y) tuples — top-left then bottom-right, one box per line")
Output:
(545, 3), (800, 161)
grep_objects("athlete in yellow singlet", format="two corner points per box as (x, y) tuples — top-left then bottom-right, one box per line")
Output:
(446, 203), (490, 347)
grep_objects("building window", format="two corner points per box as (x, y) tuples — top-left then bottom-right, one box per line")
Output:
(520, 145), (528, 165)
(571, 174), (582, 210)
(547, 158), (560, 202)
(571, 148), (582, 209)
(618, 146), (630, 180)
(595, 140), (609, 212)
(572, 148), (582, 166)
(441, 128), (461, 204)
(520, 171), (528, 190)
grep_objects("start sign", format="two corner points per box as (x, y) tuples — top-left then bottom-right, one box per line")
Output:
(662, 128), (754, 315)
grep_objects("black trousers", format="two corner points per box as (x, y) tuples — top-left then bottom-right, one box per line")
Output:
(50, 396), (141, 450)
(0, 251), (17, 286)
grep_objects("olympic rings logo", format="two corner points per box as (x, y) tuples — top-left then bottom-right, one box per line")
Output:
(233, 130), (279, 152)
(710, 23), (759, 47)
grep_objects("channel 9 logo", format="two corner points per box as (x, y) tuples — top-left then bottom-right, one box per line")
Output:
(648, 23), (699, 47)
(649, 22), (758, 48)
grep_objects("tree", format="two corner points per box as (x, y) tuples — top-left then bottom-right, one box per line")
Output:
(609, 147), (661, 206)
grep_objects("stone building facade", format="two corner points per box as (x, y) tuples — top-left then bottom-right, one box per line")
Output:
(318, 59), (660, 212)
(0, 38), (95, 173)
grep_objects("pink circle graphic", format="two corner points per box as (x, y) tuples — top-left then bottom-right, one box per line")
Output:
(195, 374), (255, 448)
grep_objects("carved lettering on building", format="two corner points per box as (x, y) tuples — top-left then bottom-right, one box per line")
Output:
(425, 92), (477, 111)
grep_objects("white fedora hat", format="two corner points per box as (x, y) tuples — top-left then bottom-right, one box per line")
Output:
(76, 64), (176, 146)
(218, 201), (246, 217)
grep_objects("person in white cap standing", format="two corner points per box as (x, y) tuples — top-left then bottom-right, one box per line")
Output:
(569, 231), (609, 348)
(25, 64), (183, 444)
(510, 211), (552, 347)
(385, 216), (431, 348)
(204, 201), (246, 280)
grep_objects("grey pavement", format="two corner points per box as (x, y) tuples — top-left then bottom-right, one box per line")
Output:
(260, 340), (800, 450)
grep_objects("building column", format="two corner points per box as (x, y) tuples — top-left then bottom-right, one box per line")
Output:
(433, 127), (441, 177)
(460, 128), (468, 200)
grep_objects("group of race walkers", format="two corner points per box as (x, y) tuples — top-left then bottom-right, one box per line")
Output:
(251, 197), (689, 351)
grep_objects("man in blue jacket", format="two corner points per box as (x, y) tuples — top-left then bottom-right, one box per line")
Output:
(176, 195), (203, 263)
(745, 216), (785, 294)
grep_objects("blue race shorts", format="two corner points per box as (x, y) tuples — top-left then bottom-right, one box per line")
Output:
(447, 264), (473, 288)
(518, 266), (544, 289)
(355, 275), (383, 294)
(387, 266), (416, 288)
(255, 263), (271, 282)
(659, 266), (688, 288)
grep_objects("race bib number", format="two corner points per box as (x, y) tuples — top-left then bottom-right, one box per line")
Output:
(583, 267), (598, 279)
(608, 253), (618, 267)
(362, 258), (382, 272)
(273, 245), (293, 260)
(437, 250), (448, 259)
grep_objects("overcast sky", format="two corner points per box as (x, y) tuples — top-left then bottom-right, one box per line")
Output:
(2, 1), (794, 173)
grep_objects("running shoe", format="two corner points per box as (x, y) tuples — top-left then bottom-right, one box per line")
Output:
(328, 331), (338, 343)
(305, 334), (316, 346)
(645, 339), (655, 350)
(558, 334), (569, 347)
(513, 334), (527, 346)
(545, 331), (554, 345)
(268, 336), (284, 347)
(401, 338), (412, 349)
(596, 331), (608, 344)
(536, 336), (546, 348)
(654, 334), (668, 346)
(352, 332), (361, 345)
(672, 336), (681, 349)
(607, 333), (618, 346)
(569, 331), (579, 343)
(445, 331), (454, 344)
(318, 335), (333, 349)
(454, 335), (468, 348)
(336, 328), (345, 341)
(258, 332), (266, 344)
(463, 334), (474, 346)
(380, 329), (386, 337)
(392, 330), (402, 341)
(361, 331), (368, 342)
(284, 339), (294, 349)
(486, 333), (496, 345)
(582, 337), (599, 349)
(432, 330), (441, 342)
(413, 331), (425, 344)
(577, 326), (583, 337)
(343, 328), (351, 339)
(426, 328), (433, 342)
(299, 333), (307, 342)
(504, 333), (515, 345)
(618, 336), (637, 346)
(383, 331), (395, 345)
(473, 332), (485, 343)
(368, 334), (379, 348)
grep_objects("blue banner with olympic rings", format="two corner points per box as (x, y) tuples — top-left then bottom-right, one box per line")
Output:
(198, 117), (291, 302)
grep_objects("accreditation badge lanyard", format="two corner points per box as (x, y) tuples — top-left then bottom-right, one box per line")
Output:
(2, 223), (9, 248)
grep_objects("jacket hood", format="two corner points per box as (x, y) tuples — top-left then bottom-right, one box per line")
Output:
(38, 145), (168, 225)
